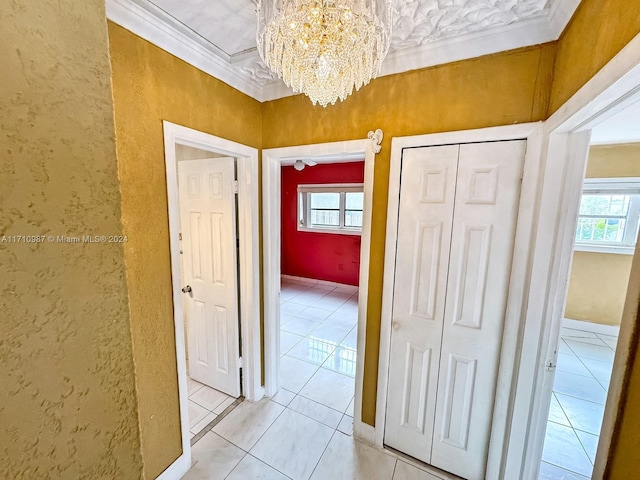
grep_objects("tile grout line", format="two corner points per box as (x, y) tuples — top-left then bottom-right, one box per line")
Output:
(554, 390), (607, 406)
(540, 461), (589, 480)
(287, 393), (354, 427)
(390, 456), (399, 480)
(190, 396), (245, 446)
(221, 451), (249, 480)
(306, 428), (339, 480)
(284, 353), (357, 380)
(573, 429), (597, 466)
(220, 401), (291, 477)
(189, 393), (234, 413)
(542, 457), (591, 478)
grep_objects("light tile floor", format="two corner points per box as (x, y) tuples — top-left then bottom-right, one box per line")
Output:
(185, 396), (452, 480)
(539, 322), (618, 480)
(184, 278), (453, 480)
(187, 293), (619, 479)
(279, 278), (359, 399)
(187, 376), (236, 440)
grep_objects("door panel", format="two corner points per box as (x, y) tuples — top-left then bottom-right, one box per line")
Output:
(179, 157), (241, 397)
(431, 140), (525, 479)
(384, 145), (459, 462)
(439, 353), (476, 449)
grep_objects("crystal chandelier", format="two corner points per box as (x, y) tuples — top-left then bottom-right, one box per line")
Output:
(257, 0), (393, 107)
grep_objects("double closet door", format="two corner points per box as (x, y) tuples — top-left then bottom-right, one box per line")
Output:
(384, 141), (525, 480)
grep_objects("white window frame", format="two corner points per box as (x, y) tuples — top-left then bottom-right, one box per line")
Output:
(297, 183), (364, 235)
(574, 177), (640, 255)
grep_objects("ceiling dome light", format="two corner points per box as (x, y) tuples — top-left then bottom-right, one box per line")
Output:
(257, 0), (393, 107)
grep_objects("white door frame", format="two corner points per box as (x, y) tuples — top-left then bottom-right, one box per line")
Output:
(510, 33), (640, 480)
(376, 123), (544, 479)
(158, 121), (261, 480)
(262, 131), (383, 442)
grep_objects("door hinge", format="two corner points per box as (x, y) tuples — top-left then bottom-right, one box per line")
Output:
(545, 361), (556, 372)
(233, 180), (239, 194)
(238, 356), (244, 368)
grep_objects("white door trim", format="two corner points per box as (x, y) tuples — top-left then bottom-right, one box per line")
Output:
(160, 121), (261, 479)
(376, 123), (544, 479)
(262, 132), (381, 442)
(512, 32), (640, 480)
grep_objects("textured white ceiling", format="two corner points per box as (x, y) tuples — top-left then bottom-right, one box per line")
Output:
(234, 0), (555, 86)
(150, 0), (552, 57)
(390, 0), (550, 50)
(107, 0), (579, 100)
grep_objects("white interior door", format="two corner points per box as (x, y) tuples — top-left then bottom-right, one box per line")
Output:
(385, 141), (525, 480)
(384, 145), (459, 463)
(179, 157), (241, 398)
(431, 141), (525, 480)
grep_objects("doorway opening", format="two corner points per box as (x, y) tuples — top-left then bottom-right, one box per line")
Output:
(161, 122), (261, 478)
(511, 35), (640, 480)
(175, 145), (244, 442)
(538, 101), (640, 480)
(278, 159), (365, 434)
(262, 134), (381, 440)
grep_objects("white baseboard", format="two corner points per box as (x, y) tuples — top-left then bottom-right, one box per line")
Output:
(353, 420), (376, 445)
(563, 318), (620, 336)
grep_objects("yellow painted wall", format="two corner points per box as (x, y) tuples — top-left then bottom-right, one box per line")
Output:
(565, 144), (640, 326)
(550, 0), (640, 114)
(263, 44), (556, 425)
(566, 252), (633, 325)
(107, 22), (262, 478)
(0, 1), (142, 478)
(585, 144), (640, 179)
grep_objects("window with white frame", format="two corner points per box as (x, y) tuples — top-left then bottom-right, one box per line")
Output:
(575, 178), (640, 254)
(298, 183), (364, 234)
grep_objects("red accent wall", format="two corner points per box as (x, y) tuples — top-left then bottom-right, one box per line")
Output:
(281, 161), (364, 286)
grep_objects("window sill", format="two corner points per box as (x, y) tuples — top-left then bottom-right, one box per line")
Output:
(574, 244), (635, 255)
(297, 226), (362, 236)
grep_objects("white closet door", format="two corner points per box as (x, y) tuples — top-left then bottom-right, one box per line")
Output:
(430, 141), (525, 480)
(384, 145), (459, 463)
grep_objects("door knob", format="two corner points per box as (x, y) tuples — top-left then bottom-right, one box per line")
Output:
(182, 285), (192, 293)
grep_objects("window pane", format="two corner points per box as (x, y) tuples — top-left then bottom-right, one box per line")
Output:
(579, 194), (630, 216)
(310, 192), (339, 209)
(310, 210), (340, 226)
(576, 217), (626, 243)
(345, 192), (364, 210)
(345, 210), (363, 227)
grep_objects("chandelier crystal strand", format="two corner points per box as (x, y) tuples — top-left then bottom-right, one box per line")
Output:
(257, 0), (393, 107)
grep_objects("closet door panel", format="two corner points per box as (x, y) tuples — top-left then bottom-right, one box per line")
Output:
(430, 140), (526, 480)
(384, 145), (458, 463)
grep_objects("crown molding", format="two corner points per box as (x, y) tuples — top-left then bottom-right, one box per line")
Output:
(105, 0), (266, 101)
(548, 0), (582, 38)
(380, 15), (554, 79)
(106, 0), (581, 104)
(261, 80), (297, 103)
